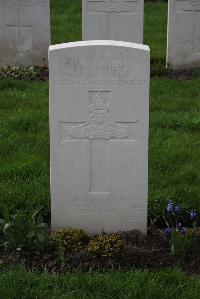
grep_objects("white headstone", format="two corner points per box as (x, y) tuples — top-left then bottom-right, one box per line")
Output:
(82, 0), (144, 43)
(49, 40), (150, 234)
(167, 0), (200, 69)
(0, 0), (50, 66)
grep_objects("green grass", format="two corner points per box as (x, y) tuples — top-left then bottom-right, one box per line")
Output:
(51, 0), (82, 44)
(144, 1), (167, 61)
(51, 0), (168, 61)
(149, 79), (200, 217)
(0, 80), (50, 209)
(1, 267), (200, 299)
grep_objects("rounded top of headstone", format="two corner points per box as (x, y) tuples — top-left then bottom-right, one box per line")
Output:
(49, 40), (150, 52)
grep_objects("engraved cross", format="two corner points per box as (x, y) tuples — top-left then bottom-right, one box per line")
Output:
(87, 0), (139, 38)
(61, 91), (139, 195)
(5, 7), (32, 41)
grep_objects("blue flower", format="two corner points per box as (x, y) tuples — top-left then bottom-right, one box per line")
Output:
(164, 227), (172, 238)
(190, 210), (197, 220)
(175, 205), (181, 214)
(177, 222), (182, 230)
(180, 227), (187, 235)
(167, 201), (174, 214)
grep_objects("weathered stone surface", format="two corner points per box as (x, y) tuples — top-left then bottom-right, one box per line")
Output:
(82, 0), (144, 43)
(0, 0), (50, 66)
(167, 0), (200, 69)
(49, 40), (150, 234)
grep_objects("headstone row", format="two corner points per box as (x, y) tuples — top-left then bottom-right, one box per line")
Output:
(0, 0), (199, 69)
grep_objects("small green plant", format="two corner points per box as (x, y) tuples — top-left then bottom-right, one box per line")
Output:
(0, 65), (37, 80)
(0, 206), (48, 254)
(0, 60), (48, 81)
(55, 241), (68, 266)
(87, 234), (126, 259)
(163, 201), (198, 258)
(170, 228), (192, 257)
(50, 227), (89, 253)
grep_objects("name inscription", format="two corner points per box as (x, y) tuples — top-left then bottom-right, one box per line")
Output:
(87, 0), (139, 13)
(53, 52), (146, 87)
(60, 199), (147, 211)
(175, 0), (200, 12)
(0, 0), (49, 7)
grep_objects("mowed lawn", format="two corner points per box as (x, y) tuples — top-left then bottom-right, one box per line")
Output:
(0, 267), (200, 299)
(1, 1), (200, 297)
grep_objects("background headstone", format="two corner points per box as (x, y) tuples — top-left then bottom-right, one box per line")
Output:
(0, 0), (50, 66)
(167, 0), (200, 69)
(82, 0), (144, 43)
(49, 40), (150, 234)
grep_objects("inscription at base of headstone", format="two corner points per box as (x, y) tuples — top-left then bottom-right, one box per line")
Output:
(167, 0), (200, 69)
(49, 40), (150, 234)
(82, 0), (144, 43)
(0, 0), (50, 66)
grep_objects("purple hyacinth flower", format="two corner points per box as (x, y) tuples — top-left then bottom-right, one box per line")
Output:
(190, 210), (197, 220)
(175, 205), (181, 214)
(177, 222), (182, 230)
(180, 227), (187, 235)
(167, 201), (174, 214)
(164, 227), (172, 238)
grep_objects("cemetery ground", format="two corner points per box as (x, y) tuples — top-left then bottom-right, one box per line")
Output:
(0, 0), (200, 298)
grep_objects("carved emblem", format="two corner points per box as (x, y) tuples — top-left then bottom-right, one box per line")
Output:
(70, 92), (131, 140)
